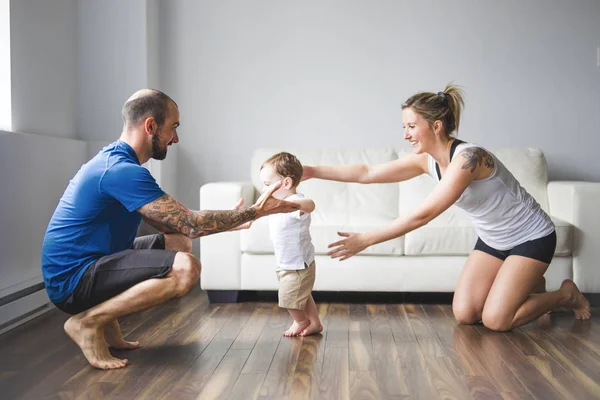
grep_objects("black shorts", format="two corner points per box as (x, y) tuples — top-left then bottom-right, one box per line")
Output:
(56, 234), (178, 315)
(474, 230), (557, 264)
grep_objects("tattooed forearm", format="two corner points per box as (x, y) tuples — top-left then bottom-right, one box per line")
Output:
(138, 194), (257, 238)
(460, 148), (494, 173)
(143, 216), (177, 234)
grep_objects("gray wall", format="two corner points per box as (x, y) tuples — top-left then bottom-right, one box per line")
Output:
(0, 131), (88, 327)
(77, 0), (178, 195)
(76, 0), (148, 142)
(2, 0), (81, 326)
(10, 0), (78, 138)
(158, 0), (600, 212)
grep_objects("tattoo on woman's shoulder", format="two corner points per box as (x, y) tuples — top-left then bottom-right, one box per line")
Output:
(460, 148), (495, 173)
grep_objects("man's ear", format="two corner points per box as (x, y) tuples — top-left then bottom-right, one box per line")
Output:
(144, 117), (156, 135)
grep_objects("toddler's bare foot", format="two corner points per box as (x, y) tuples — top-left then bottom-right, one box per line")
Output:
(299, 321), (323, 337)
(560, 279), (591, 320)
(283, 320), (310, 337)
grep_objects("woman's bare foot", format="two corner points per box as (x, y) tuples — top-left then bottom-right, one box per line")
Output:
(283, 320), (310, 337)
(299, 321), (323, 337)
(64, 316), (129, 369)
(560, 279), (591, 320)
(105, 320), (140, 350)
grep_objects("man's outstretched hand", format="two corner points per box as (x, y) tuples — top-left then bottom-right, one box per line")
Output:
(252, 181), (300, 218)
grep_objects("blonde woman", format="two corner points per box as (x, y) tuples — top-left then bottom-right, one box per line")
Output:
(302, 84), (590, 331)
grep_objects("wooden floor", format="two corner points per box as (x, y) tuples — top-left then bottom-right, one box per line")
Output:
(1, 287), (600, 400)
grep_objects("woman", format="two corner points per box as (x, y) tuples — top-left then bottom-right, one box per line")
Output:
(302, 84), (590, 331)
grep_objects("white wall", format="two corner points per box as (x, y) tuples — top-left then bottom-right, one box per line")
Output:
(159, 0), (600, 212)
(10, 0), (78, 138)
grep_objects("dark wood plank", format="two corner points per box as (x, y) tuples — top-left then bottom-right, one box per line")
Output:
(258, 334), (304, 398)
(325, 303), (349, 348)
(241, 305), (288, 374)
(196, 349), (252, 400)
(395, 341), (440, 400)
(348, 304), (374, 372)
(367, 304), (409, 398)
(505, 327), (599, 399)
(404, 304), (471, 400)
(424, 304), (503, 399)
(317, 347), (349, 400)
(349, 371), (383, 400)
(230, 303), (272, 350)
(285, 302), (330, 400)
(122, 303), (233, 399)
(476, 325), (564, 400)
(289, 334), (326, 400)
(385, 304), (416, 342)
(518, 316), (600, 397)
(227, 373), (266, 400)
(164, 303), (257, 399)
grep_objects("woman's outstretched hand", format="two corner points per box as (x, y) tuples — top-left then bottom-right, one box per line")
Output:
(328, 232), (370, 261)
(301, 166), (314, 181)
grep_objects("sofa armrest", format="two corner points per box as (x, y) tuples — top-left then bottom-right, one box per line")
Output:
(199, 182), (256, 290)
(548, 181), (600, 293)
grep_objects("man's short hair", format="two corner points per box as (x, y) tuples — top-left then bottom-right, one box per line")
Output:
(121, 89), (176, 129)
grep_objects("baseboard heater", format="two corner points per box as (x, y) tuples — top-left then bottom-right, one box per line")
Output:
(0, 281), (54, 335)
(0, 282), (45, 307)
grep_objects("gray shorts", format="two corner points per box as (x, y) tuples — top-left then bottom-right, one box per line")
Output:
(55, 234), (177, 315)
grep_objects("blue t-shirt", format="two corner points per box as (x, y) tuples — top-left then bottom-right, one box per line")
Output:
(41, 140), (165, 304)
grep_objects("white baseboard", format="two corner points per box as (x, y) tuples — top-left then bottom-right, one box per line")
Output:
(0, 289), (55, 335)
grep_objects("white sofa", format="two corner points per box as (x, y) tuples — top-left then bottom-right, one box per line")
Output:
(200, 148), (600, 302)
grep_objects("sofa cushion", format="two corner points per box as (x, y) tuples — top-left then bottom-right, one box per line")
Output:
(251, 148), (399, 225)
(241, 217), (404, 256)
(404, 215), (572, 256)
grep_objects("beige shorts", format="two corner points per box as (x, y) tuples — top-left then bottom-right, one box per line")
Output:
(276, 261), (316, 310)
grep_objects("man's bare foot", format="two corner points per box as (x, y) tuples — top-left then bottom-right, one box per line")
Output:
(283, 320), (310, 337)
(299, 321), (323, 337)
(64, 316), (129, 369)
(560, 279), (591, 320)
(105, 320), (140, 350)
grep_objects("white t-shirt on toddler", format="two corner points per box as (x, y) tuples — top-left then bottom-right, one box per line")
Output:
(268, 193), (315, 270)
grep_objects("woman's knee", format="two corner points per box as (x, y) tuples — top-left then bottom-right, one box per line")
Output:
(171, 252), (201, 295)
(481, 307), (513, 332)
(452, 301), (482, 325)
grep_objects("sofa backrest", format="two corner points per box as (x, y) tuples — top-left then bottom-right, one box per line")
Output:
(398, 147), (550, 222)
(251, 148), (399, 225)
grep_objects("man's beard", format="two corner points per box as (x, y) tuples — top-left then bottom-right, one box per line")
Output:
(152, 133), (168, 160)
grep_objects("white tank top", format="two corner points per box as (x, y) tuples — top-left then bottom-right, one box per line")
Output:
(427, 142), (555, 251)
